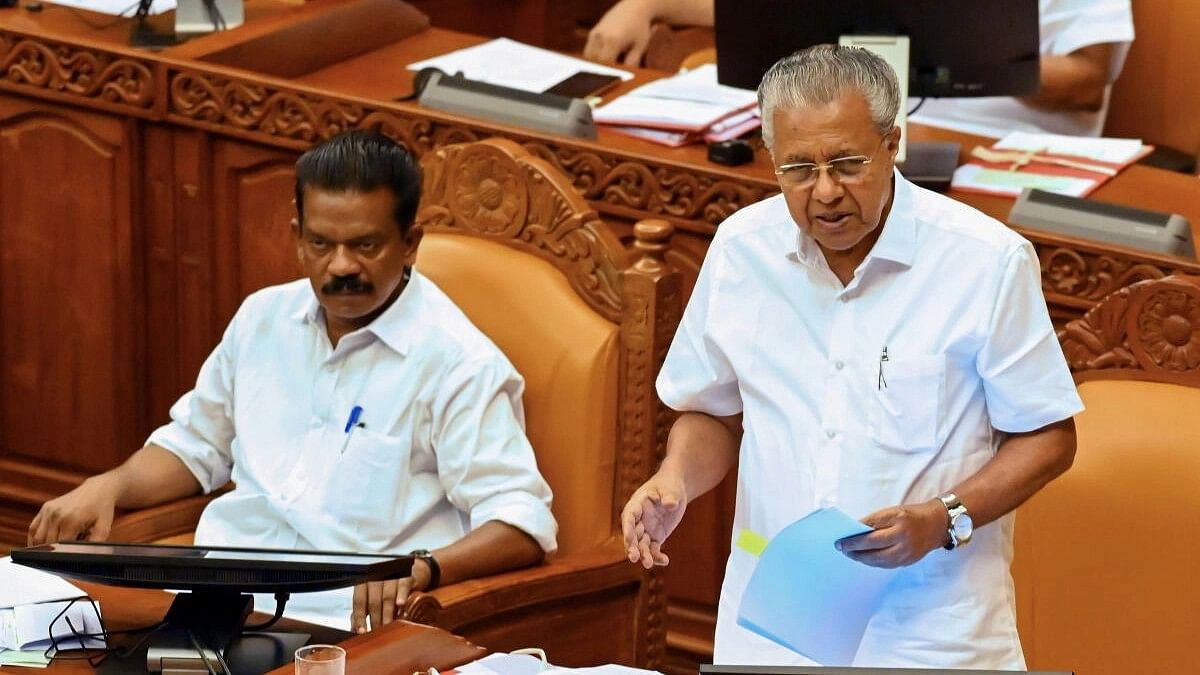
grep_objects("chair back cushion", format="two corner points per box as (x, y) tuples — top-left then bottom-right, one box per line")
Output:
(417, 233), (620, 556)
(1013, 378), (1200, 673)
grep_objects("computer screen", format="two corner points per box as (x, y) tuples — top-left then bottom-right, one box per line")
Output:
(11, 541), (413, 593)
(702, 665), (1073, 675)
(713, 0), (1040, 98)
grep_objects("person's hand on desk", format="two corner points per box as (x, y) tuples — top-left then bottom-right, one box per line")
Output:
(835, 499), (949, 568)
(27, 473), (121, 546)
(620, 471), (688, 569)
(350, 556), (432, 634)
(584, 0), (658, 66)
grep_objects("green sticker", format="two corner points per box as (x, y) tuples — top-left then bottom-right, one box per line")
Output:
(974, 168), (1081, 192)
(736, 529), (769, 557)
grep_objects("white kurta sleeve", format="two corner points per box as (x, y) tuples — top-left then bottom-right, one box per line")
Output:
(657, 238), (743, 416)
(430, 356), (558, 553)
(976, 242), (1084, 433)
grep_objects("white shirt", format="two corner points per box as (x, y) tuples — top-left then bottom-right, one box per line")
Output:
(148, 273), (557, 629)
(910, 0), (1135, 137)
(658, 172), (1083, 668)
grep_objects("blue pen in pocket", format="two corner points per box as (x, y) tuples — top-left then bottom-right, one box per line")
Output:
(340, 405), (364, 454)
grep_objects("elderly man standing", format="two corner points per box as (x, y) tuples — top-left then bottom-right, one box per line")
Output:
(620, 45), (1081, 668)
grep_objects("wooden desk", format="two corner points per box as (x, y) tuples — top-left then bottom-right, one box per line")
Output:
(45, 583), (486, 674)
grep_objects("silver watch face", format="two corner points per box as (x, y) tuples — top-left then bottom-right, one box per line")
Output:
(951, 512), (974, 539)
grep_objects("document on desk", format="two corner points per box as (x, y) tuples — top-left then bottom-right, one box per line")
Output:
(0, 556), (105, 654)
(736, 508), (897, 666)
(407, 38), (632, 94)
(46, 0), (177, 16)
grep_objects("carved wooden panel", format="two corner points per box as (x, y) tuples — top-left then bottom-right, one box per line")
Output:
(0, 99), (141, 508)
(210, 138), (302, 317)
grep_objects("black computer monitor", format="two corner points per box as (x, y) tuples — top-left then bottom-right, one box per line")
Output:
(702, 665), (1074, 675)
(713, 0), (1041, 190)
(12, 542), (413, 674)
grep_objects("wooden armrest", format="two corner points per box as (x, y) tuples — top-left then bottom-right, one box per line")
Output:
(402, 545), (643, 626)
(107, 487), (229, 543)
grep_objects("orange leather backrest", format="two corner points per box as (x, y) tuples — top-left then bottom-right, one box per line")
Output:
(1013, 379), (1200, 674)
(416, 233), (621, 556)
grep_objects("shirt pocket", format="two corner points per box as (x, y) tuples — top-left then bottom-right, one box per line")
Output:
(868, 354), (945, 453)
(327, 427), (410, 517)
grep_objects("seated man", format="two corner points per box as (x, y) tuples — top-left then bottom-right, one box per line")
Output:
(27, 130), (557, 634)
(585, 0), (1133, 137)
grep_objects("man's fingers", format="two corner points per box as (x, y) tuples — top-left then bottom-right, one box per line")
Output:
(649, 539), (670, 567)
(380, 580), (398, 626)
(351, 584), (367, 634)
(367, 581), (383, 632)
(835, 529), (895, 553)
(621, 501), (642, 561)
(621, 37), (649, 68)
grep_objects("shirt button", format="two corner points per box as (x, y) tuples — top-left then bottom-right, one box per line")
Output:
(825, 429), (836, 439)
(834, 360), (844, 371)
(839, 295), (848, 303)
(310, 417), (320, 428)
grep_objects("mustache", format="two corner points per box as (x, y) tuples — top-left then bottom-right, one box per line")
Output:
(321, 275), (374, 295)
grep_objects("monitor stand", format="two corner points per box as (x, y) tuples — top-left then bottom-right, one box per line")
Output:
(897, 141), (961, 193)
(94, 592), (336, 675)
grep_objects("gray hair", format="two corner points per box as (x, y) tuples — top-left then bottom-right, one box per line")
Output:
(757, 44), (900, 149)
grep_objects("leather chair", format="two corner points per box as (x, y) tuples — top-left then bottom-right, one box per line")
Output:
(1010, 274), (1200, 674)
(110, 138), (680, 668)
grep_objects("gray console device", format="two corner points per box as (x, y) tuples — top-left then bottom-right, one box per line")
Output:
(418, 71), (597, 140)
(1010, 188), (1195, 259)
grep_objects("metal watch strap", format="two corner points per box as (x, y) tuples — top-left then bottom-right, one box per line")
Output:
(939, 493), (969, 551)
(410, 548), (440, 590)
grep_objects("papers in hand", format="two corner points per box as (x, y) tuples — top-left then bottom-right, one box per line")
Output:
(950, 131), (1153, 198)
(736, 508), (897, 666)
(407, 38), (632, 95)
(0, 557), (105, 655)
(593, 65), (760, 145)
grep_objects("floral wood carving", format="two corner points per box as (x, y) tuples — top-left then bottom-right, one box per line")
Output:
(417, 139), (624, 321)
(1038, 244), (1171, 305)
(0, 32), (154, 109)
(1057, 275), (1200, 383)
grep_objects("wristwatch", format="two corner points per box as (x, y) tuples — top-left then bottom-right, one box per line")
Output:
(409, 548), (441, 590)
(938, 493), (974, 550)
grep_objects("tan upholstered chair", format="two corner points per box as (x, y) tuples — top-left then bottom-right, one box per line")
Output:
(1011, 275), (1200, 675)
(110, 138), (679, 668)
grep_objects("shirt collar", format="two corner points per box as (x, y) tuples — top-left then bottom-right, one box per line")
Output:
(786, 169), (917, 269)
(291, 268), (422, 356)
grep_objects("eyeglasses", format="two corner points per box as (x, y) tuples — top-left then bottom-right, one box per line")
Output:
(774, 137), (888, 188)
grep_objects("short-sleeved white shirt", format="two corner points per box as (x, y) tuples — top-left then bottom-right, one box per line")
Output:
(910, 0), (1135, 137)
(149, 272), (556, 629)
(658, 172), (1083, 668)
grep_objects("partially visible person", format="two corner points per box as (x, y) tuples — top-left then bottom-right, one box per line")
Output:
(28, 130), (557, 634)
(620, 44), (1081, 668)
(584, 0), (1134, 137)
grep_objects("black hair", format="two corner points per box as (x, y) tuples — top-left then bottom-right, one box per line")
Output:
(294, 130), (422, 232)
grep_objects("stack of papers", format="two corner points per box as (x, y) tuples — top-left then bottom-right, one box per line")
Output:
(0, 557), (105, 666)
(407, 38), (632, 95)
(951, 131), (1153, 198)
(593, 65), (760, 147)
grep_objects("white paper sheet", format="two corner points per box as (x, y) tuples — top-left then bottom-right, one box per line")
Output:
(736, 508), (897, 666)
(47, 0), (176, 16)
(0, 558), (86, 609)
(593, 64), (757, 131)
(950, 163), (1097, 198)
(993, 131), (1147, 165)
(407, 38), (632, 94)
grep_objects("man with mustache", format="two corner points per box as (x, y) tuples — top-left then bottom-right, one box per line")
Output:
(620, 45), (1081, 668)
(28, 131), (557, 635)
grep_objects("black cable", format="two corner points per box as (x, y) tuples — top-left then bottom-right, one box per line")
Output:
(907, 97), (928, 116)
(242, 592), (289, 631)
(43, 596), (168, 667)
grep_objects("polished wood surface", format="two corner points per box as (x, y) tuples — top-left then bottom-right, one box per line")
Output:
(3, 2), (1199, 671)
(43, 583), (486, 674)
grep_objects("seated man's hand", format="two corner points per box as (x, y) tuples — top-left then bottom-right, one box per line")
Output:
(621, 472), (687, 569)
(584, 0), (656, 66)
(27, 475), (120, 546)
(350, 558), (431, 633)
(350, 579), (412, 634)
(835, 499), (949, 568)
